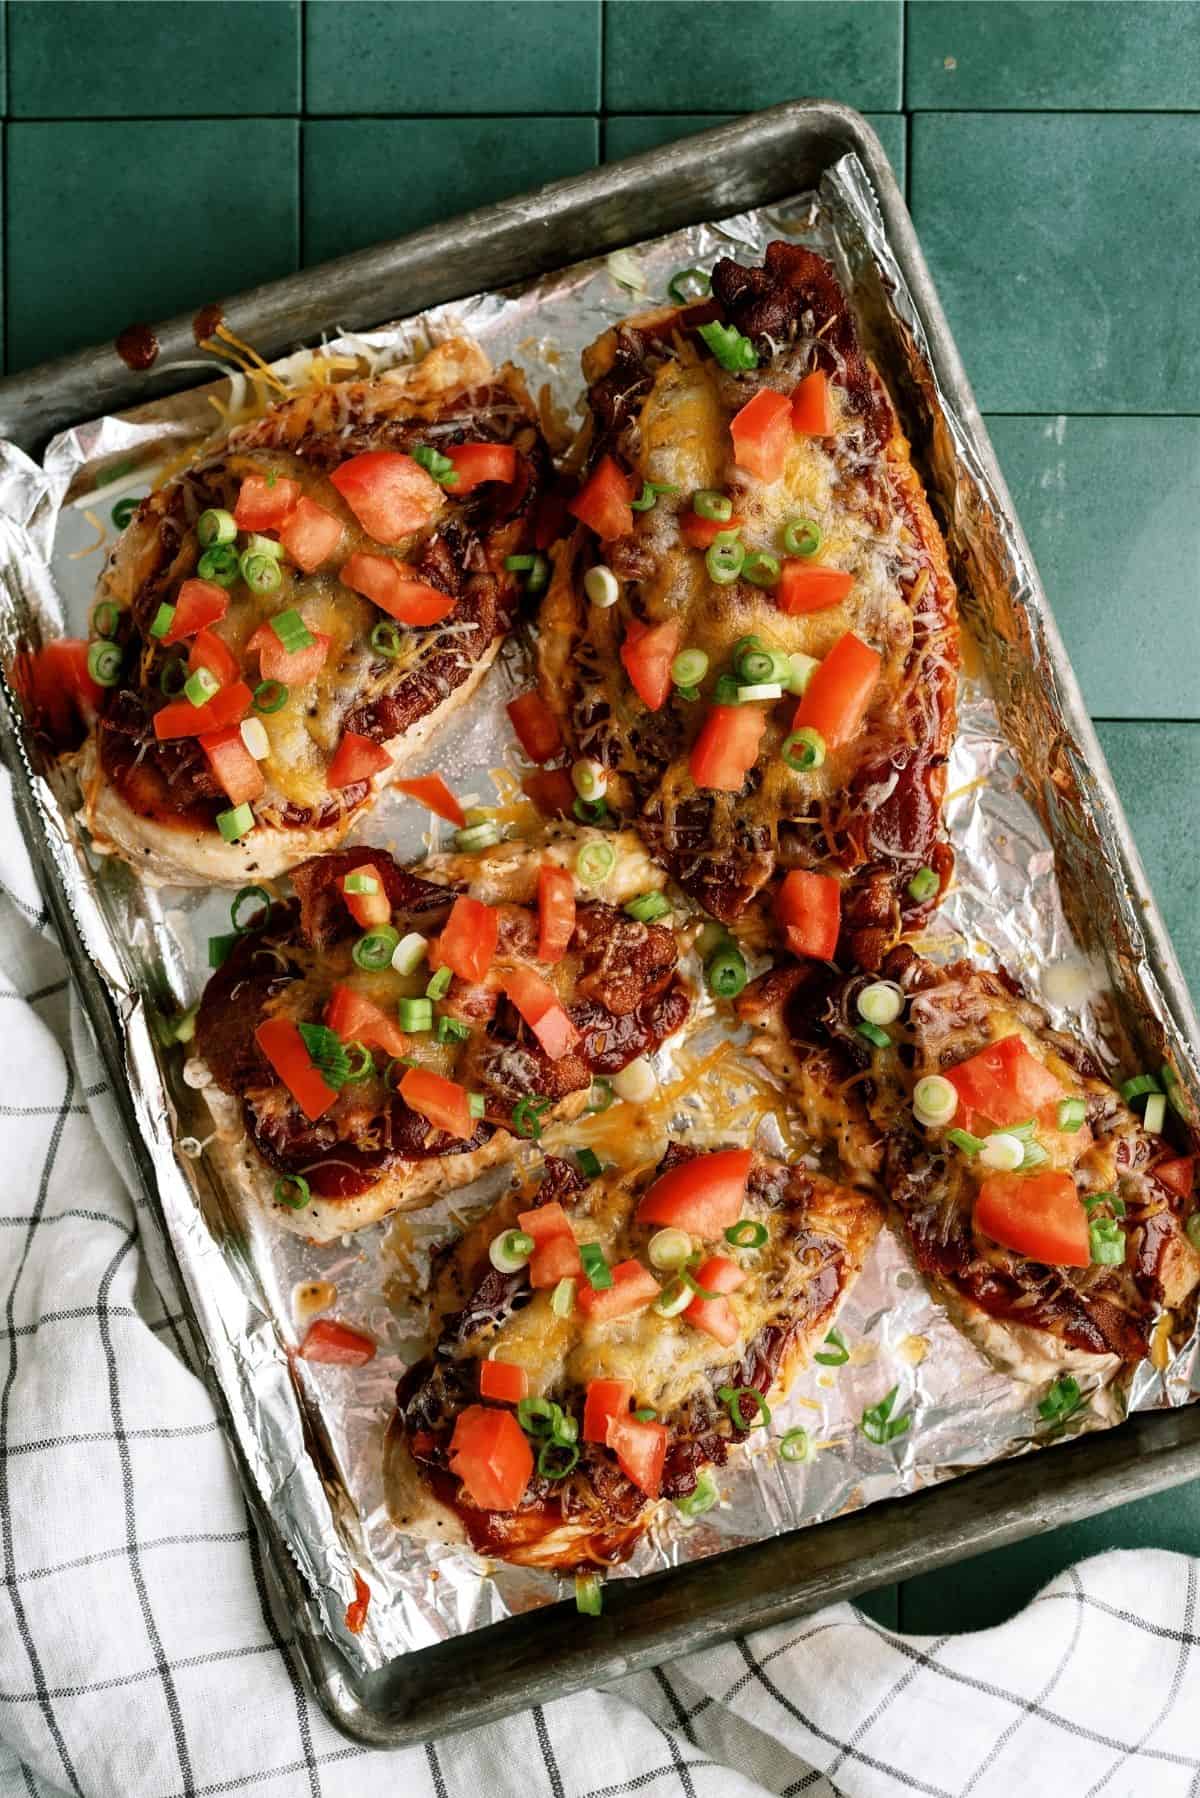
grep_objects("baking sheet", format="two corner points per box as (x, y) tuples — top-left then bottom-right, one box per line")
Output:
(1, 150), (1197, 1677)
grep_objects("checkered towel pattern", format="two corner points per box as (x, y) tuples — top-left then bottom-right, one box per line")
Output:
(1, 767), (1198, 1798)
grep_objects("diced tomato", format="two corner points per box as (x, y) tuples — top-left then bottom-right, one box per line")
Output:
(507, 690), (563, 764)
(449, 1405), (533, 1511)
(19, 639), (103, 743)
(443, 442), (518, 494)
(398, 1066), (475, 1141)
(324, 983), (409, 1059)
(620, 617), (681, 712)
(298, 1318), (376, 1366)
(683, 1255), (746, 1346)
(278, 496), (343, 572)
(340, 551), (455, 626)
(522, 769), (576, 816)
(537, 864), (576, 964)
(345, 1573), (370, 1635)
(517, 1201), (583, 1288)
(337, 860), (391, 929)
(200, 724), (264, 807)
(502, 967), (580, 1061)
(394, 774), (465, 827)
(946, 1036), (1063, 1130)
(1155, 1156), (1195, 1199)
(479, 1358), (530, 1403)
(434, 896), (499, 984)
(974, 1171), (1089, 1268)
(583, 1378), (633, 1445)
(327, 731), (390, 793)
(636, 1148), (753, 1236)
(154, 680), (253, 740)
(777, 563), (855, 616)
(234, 473), (301, 532)
(790, 370), (836, 436)
(188, 627), (239, 689)
(329, 451), (442, 544)
(161, 578), (229, 646)
(606, 1413), (668, 1498)
(577, 1260), (661, 1321)
(247, 618), (331, 685)
(680, 510), (744, 550)
(689, 703), (766, 792)
(776, 870), (841, 962)
(569, 455), (633, 542)
(792, 631), (881, 750)
(730, 387), (793, 482)
(255, 1016), (337, 1122)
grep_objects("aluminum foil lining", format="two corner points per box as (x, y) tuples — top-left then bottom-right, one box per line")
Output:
(1, 152), (1197, 1675)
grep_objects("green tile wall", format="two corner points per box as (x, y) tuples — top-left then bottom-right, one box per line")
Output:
(2, 0), (1196, 1640)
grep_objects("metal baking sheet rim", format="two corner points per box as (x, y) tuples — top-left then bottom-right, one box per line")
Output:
(2, 101), (1199, 1748)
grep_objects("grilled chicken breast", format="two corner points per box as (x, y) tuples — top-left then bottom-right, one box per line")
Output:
(78, 338), (549, 885)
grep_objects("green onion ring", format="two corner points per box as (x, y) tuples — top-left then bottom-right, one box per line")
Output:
(716, 1385), (771, 1432)
(274, 1174), (311, 1211)
(230, 885), (271, 934)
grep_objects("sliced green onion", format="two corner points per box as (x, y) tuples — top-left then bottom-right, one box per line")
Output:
(742, 551), (781, 590)
(573, 797), (612, 827)
(913, 1074), (958, 1129)
(706, 941), (748, 1000)
(353, 927), (401, 972)
(672, 648), (709, 688)
(725, 1219), (767, 1250)
(737, 681), (783, 703)
(1004, 1119), (1036, 1140)
(648, 1228), (693, 1271)
(198, 543), (240, 587)
(551, 1277), (576, 1318)
(87, 640), (123, 687)
(587, 1077), (613, 1114)
(490, 1229), (535, 1274)
(517, 1396), (555, 1433)
(1143, 1092), (1167, 1135)
(184, 666), (219, 707)
(1089, 1218), (1125, 1266)
(412, 443), (458, 486)
(693, 489), (733, 522)
(717, 1386), (771, 1432)
(504, 553), (536, 572)
(149, 602), (176, 639)
(706, 538), (745, 585)
(675, 1467), (719, 1515)
(947, 1128), (984, 1156)
(398, 997), (433, 1032)
(1186, 1215), (1200, 1254)
(713, 674), (742, 705)
(857, 982), (903, 1028)
(391, 932), (428, 976)
(1057, 1097), (1087, 1132)
(240, 551), (282, 594)
(697, 320), (758, 371)
(572, 758), (607, 803)
(343, 870), (379, 894)
(624, 891), (671, 924)
(197, 507), (237, 547)
(633, 1408), (657, 1423)
(156, 1002), (198, 1047)
(269, 609), (313, 653)
(537, 1439), (579, 1480)
(907, 866), (939, 903)
(654, 1277), (691, 1317)
(1021, 1140), (1050, 1171)
(781, 727), (826, 772)
(580, 1242), (613, 1291)
(240, 716), (269, 760)
(274, 1174), (311, 1211)
(857, 1021), (891, 1050)
(779, 1427), (814, 1464)
(1038, 1373), (1082, 1424)
(437, 1015), (470, 1045)
(576, 839), (616, 886)
(454, 822), (502, 852)
(207, 932), (239, 968)
(583, 564), (620, 608)
(245, 538), (284, 567)
(630, 479), (678, 512)
(1082, 1191), (1117, 1214)
(112, 496), (140, 530)
(814, 1328), (850, 1367)
(342, 1041), (374, 1084)
(1121, 1073), (1162, 1104)
(91, 600), (120, 639)
(253, 679), (288, 714)
(577, 1148), (602, 1180)
(737, 648), (776, 684)
(425, 966), (452, 1000)
(575, 1571), (603, 1616)
(513, 1094), (551, 1140)
(216, 802), (255, 843)
(861, 1386), (911, 1446)
(784, 652), (820, 697)
(370, 620), (404, 660)
(468, 1092), (485, 1119)
(668, 267), (711, 305)
(979, 1132), (1025, 1173)
(782, 517), (823, 558)
(231, 885), (270, 933)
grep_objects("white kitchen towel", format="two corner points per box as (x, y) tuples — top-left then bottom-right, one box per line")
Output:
(1, 762), (1198, 1798)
